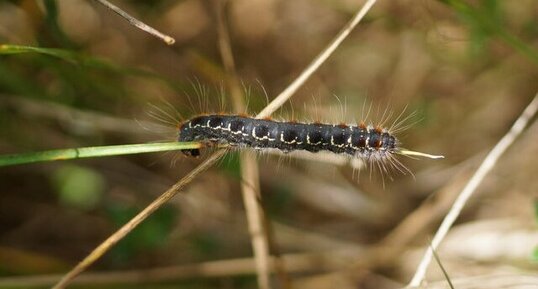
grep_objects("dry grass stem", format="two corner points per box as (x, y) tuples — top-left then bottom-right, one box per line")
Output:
(430, 245), (455, 289)
(92, 0), (175, 45)
(405, 273), (538, 289)
(408, 93), (538, 287)
(216, 0), (244, 111)
(216, 1), (271, 288)
(240, 151), (270, 289)
(51, 150), (227, 289)
(0, 249), (364, 288)
(256, 0), (378, 119)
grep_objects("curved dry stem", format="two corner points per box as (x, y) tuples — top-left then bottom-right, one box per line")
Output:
(408, 93), (538, 287)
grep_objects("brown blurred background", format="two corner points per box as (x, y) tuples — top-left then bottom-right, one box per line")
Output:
(0, 0), (537, 288)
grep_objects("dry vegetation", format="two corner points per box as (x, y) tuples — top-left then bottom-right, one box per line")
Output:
(0, 0), (537, 288)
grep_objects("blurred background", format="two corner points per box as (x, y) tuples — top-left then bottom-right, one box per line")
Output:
(0, 0), (537, 288)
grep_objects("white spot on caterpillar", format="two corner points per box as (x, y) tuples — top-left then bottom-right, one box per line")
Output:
(331, 135), (345, 148)
(231, 127), (244, 135)
(252, 127), (276, 141)
(306, 133), (322, 145)
(280, 132), (297, 144)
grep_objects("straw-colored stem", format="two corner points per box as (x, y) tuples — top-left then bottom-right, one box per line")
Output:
(92, 0), (175, 45)
(256, 0), (378, 119)
(52, 149), (227, 289)
(408, 93), (538, 287)
(239, 151), (270, 289)
(216, 1), (272, 288)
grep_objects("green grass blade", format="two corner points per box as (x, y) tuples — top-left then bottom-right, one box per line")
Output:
(0, 142), (202, 167)
(0, 44), (80, 60)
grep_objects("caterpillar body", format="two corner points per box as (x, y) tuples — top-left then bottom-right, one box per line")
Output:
(177, 114), (438, 164)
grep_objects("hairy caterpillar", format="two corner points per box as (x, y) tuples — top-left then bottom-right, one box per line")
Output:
(177, 113), (443, 173)
(144, 82), (443, 174)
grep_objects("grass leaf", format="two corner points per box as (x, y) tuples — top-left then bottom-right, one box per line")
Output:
(0, 142), (203, 167)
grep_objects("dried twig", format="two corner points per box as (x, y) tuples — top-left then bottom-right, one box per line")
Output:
(430, 244), (455, 289)
(92, 0), (175, 45)
(256, 0), (378, 119)
(51, 150), (227, 289)
(239, 151), (271, 289)
(0, 249), (363, 288)
(216, 1), (271, 288)
(216, 0), (244, 111)
(408, 93), (538, 287)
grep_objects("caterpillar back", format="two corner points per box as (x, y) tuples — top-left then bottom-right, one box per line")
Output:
(178, 114), (396, 156)
(177, 112), (442, 179)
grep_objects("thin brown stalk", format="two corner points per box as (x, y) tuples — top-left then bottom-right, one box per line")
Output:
(0, 248), (364, 288)
(216, 1), (271, 288)
(92, 0), (175, 45)
(51, 150), (227, 289)
(256, 0), (378, 119)
(240, 151), (270, 289)
(216, 0), (244, 111)
(430, 245), (455, 289)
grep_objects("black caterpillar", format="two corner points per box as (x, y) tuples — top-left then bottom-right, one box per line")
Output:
(178, 114), (398, 158)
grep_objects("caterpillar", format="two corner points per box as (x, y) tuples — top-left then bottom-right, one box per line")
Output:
(177, 114), (443, 172)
